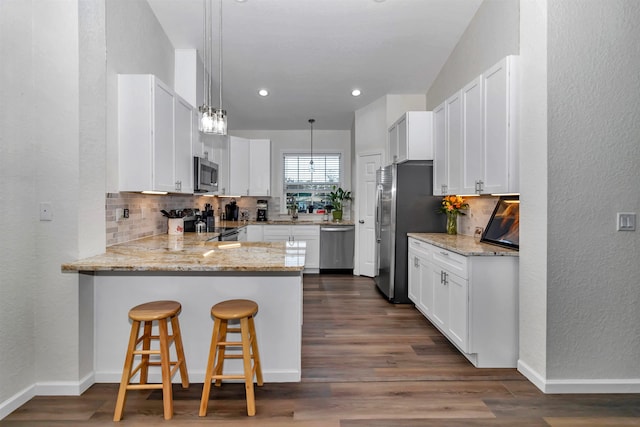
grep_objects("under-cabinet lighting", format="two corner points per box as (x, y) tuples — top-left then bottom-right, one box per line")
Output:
(202, 194), (216, 197)
(219, 242), (241, 249)
(141, 191), (168, 195)
(490, 193), (520, 196)
(203, 249), (216, 257)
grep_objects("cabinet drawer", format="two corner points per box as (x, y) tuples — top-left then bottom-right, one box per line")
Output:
(408, 238), (433, 258)
(290, 225), (319, 236)
(431, 248), (468, 279)
(263, 225), (292, 238)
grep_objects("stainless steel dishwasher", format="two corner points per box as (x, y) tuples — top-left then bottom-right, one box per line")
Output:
(319, 225), (355, 271)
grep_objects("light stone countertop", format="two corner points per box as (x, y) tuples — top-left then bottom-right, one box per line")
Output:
(61, 233), (306, 272)
(408, 233), (519, 257)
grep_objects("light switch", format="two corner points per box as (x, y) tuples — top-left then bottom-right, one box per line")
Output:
(616, 212), (636, 231)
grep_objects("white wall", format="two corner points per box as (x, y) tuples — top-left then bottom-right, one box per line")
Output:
(545, 0), (640, 383)
(0, 0), (108, 418)
(105, 0), (176, 192)
(354, 96), (388, 162)
(426, 0), (519, 109)
(0, 0), (38, 411)
(517, 0), (548, 384)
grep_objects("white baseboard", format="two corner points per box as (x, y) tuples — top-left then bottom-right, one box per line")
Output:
(0, 384), (35, 421)
(34, 372), (95, 396)
(518, 359), (640, 393)
(0, 373), (95, 421)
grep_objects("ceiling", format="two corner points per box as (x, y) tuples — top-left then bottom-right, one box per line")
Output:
(147, 0), (482, 131)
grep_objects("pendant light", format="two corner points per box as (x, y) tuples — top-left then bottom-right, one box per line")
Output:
(308, 119), (315, 172)
(199, 0), (227, 135)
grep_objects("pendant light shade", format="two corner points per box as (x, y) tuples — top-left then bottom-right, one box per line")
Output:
(199, 0), (227, 135)
(308, 119), (315, 172)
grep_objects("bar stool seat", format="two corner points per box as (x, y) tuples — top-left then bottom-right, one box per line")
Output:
(199, 299), (264, 417)
(113, 300), (189, 421)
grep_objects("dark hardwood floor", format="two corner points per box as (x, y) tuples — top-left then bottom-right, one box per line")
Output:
(4, 274), (640, 426)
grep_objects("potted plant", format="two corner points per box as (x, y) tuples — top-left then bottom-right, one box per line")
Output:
(328, 186), (352, 221)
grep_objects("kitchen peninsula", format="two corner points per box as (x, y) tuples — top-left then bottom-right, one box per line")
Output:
(62, 234), (305, 384)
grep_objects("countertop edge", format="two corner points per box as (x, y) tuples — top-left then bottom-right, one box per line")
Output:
(408, 233), (519, 257)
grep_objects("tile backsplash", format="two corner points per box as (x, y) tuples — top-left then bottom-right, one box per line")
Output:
(105, 193), (275, 246)
(458, 196), (499, 237)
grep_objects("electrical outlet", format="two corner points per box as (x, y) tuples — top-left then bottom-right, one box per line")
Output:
(123, 208), (129, 219)
(115, 208), (123, 222)
(616, 212), (636, 231)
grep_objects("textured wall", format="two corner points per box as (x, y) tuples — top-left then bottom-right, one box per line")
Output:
(518, 0), (549, 381)
(426, 0), (519, 109)
(546, 0), (640, 379)
(0, 0), (38, 411)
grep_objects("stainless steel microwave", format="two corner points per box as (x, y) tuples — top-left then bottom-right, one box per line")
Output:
(193, 157), (219, 193)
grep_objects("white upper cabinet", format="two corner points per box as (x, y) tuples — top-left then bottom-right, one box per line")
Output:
(228, 136), (271, 196)
(174, 95), (194, 193)
(461, 76), (483, 195)
(229, 136), (250, 196)
(388, 111), (433, 164)
(432, 55), (519, 195)
(248, 139), (271, 196)
(118, 74), (193, 194)
(432, 102), (447, 196)
(445, 91), (463, 195)
(482, 56), (519, 194)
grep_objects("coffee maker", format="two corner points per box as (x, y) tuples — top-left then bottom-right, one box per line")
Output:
(256, 200), (268, 222)
(224, 199), (239, 221)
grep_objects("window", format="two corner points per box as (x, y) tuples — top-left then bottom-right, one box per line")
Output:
(284, 153), (341, 213)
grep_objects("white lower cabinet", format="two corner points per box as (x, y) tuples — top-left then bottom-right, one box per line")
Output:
(262, 225), (319, 272)
(408, 238), (433, 316)
(408, 237), (518, 368)
(246, 225), (264, 242)
(237, 227), (247, 241)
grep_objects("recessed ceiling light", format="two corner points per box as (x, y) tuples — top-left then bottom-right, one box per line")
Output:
(351, 89), (361, 97)
(258, 89), (269, 97)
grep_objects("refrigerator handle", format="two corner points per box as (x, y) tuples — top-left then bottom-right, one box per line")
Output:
(375, 184), (382, 243)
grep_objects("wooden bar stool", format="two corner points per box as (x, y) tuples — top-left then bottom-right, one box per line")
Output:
(113, 300), (189, 421)
(199, 299), (264, 417)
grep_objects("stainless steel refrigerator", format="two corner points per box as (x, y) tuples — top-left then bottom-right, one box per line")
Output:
(374, 160), (444, 303)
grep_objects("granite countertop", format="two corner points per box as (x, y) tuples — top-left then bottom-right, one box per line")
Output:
(408, 233), (519, 257)
(62, 233), (306, 272)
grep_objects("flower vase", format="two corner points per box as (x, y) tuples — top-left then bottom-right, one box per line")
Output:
(446, 211), (458, 235)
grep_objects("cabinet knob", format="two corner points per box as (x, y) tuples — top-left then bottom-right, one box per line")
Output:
(359, 220), (365, 224)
